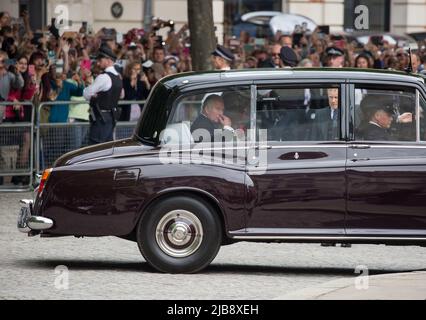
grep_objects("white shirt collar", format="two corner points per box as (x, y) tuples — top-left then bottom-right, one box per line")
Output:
(105, 66), (119, 75)
(369, 121), (383, 128)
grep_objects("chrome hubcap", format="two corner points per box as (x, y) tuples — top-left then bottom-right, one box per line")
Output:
(156, 210), (203, 258)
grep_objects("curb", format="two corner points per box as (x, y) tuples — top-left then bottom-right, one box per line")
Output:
(274, 271), (426, 300)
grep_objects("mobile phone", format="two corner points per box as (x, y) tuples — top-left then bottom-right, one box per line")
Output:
(116, 32), (123, 44)
(80, 59), (91, 72)
(183, 47), (190, 57)
(31, 32), (43, 45)
(55, 65), (63, 75)
(254, 38), (266, 46)
(293, 33), (303, 47)
(229, 39), (240, 47)
(334, 40), (345, 50)
(318, 25), (330, 35)
(49, 18), (60, 39)
(371, 35), (384, 47)
(28, 64), (35, 76)
(55, 59), (64, 75)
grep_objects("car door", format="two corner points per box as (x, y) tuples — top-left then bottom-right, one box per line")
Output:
(245, 82), (348, 236)
(346, 82), (426, 236)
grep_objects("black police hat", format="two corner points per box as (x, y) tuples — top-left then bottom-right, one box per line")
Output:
(97, 43), (117, 61)
(361, 95), (394, 118)
(279, 46), (298, 67)
(326, 46), (344, 57)
(211, 45), (234, 62)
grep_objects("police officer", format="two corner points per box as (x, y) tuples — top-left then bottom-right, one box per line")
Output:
(84, 43), (123, 145)
(211, 45), (234, 70)
(325, 46), (345, 68)
(279, 46), (298, 68)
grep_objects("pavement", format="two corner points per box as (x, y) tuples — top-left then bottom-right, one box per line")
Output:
(277, 270), (426, 300)
(1, 192), (426, 300)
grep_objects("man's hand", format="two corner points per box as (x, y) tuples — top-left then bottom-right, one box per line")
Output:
(398, 112), (413, 124)
(218, 114), (232, 127)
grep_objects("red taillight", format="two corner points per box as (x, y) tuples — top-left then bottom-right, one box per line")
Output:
(38, 168), (52, 195)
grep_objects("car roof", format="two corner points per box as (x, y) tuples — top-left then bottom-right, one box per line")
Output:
(160, 68), (425, 90)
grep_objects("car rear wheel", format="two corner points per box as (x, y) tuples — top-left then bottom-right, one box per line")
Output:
(136, 196), (222, 273)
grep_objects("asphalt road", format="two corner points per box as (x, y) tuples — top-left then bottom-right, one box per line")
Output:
(1, 192), (426, 300)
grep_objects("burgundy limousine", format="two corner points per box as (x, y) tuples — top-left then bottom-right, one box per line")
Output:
(18, 69), (426, 273)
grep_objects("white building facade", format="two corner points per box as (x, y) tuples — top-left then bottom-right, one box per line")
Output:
(1, 0), (425, 37)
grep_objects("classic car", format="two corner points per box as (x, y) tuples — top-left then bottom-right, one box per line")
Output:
(18, 68), (426, 273)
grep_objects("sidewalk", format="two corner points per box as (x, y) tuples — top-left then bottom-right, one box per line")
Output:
(277, 271), (426, 300)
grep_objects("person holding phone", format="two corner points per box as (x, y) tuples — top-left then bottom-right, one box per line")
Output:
(3, 55), (37, 185)
(0, 50), (24, 121)
(4, 55), (37, 122)
(0, 50), (23, 185)
(119, 61), (150, 122)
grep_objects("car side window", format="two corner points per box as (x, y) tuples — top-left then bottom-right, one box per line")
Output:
(354, 86), (416, 142)
(256, 86), (341, 142)
(162, 87), (251, 145)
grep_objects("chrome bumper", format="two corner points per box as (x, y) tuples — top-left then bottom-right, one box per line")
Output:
(18, 199), (53, 233)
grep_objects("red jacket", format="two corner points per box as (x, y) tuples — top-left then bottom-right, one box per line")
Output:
(4, 83), (37, 121)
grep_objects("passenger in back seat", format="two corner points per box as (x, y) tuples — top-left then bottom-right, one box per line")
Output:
(190, 94), (235, 143)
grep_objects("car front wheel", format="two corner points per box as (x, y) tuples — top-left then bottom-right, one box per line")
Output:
(136, 196), (222, 273)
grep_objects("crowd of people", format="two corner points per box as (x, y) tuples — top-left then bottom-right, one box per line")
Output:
(1, 9), (426, 185)
(0, 11), (426, 126)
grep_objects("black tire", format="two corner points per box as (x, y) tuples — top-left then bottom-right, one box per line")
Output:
(136, 196), (222, 273)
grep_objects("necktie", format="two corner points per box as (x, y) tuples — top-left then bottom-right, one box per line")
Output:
(330, 110), (338, 140)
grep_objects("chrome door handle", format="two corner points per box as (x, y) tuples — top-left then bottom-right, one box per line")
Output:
(255, 145), (272, 150)
(350, 158), (370, 162)
(349, 144), (371, 149)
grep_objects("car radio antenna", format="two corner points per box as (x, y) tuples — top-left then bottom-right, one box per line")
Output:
(405, 47), (413, 74)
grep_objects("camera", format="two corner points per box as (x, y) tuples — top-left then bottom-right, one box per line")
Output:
(163, 20), (175, 31)
(371, 36), (384, 47)
(151, 18), (175, 32)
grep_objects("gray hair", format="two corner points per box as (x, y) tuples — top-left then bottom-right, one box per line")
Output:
(202, 94), (224, 111)
(298, 58), (313, 67)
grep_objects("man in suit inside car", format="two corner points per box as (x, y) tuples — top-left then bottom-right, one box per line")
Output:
(358, 95), (396, 141)
(310, 88), (340, 141)
(190, 94), (235, 143)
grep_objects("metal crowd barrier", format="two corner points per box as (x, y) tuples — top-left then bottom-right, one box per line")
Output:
(0, 99), (145, 192)
(0, 101), (35, 192)
(36, 100), (145, 174)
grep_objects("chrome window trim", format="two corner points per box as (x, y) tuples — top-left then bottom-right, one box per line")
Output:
(416, 89), (420, 143)
(76, 143), (426, 164)
(250, 84), (257, 144)
(231, 235), (426, 241)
